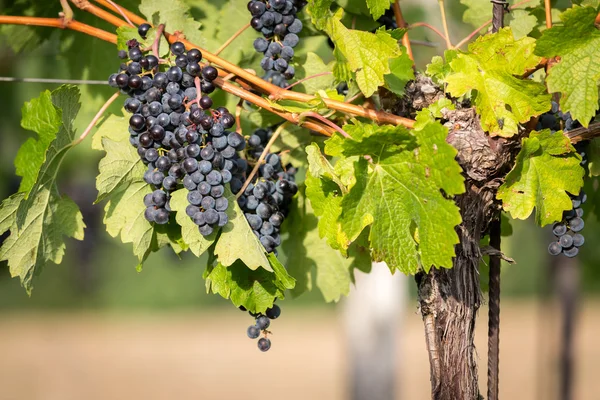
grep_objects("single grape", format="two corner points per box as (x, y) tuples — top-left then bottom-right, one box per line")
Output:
(257, 337), (271, 352)
(256, 315), (270, 330)
(247, 325), (260, 339)
(569, 217), (584, 232)
(199, 224), (214, 236)
(266, 304), (281, 320)
(563, 246), (579, 258)
(204, 209), (219, 225)
(559, 234), (573, 248)
(138, 23), (151, 38)
(572, 233), (585, 247)
(154, 208), (170, 225)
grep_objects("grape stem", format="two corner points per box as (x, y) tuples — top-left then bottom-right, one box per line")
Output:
(151, 24), (165, 58)
(453, 0), (535, 49)
(236, 122), (290, 199)
(89, 0), (415, 129)
(408, 22), (448, 43)
(69, 0), (131, 27)
(272, 72), (333, 98)
(392, 1), (414, 62)
(595, 11), (600, 29)
(194, 76), (202, 109)
(60, 0), (74, 25)
(437, 0), (453, 49)
(299, 111), (351, 139)
(214, 22), (251, 56)
(103, 0), (135, 26)
(74, 90), (121, 145)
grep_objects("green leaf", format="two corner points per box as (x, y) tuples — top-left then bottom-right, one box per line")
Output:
(506, 9), (538, 40)
(426, 50), (458, 85)
(116, 26), (169, 57)
(280, 189), (371, 302)
(366, 0), (393, 20)
(307, 120), (464, 274)
(307, 5), (402, 96)
(307, 0), (335, 30)
(214, 187), (272, 271)
(384, 49), (415, 96)
(444, 28), (550, 137)
(305, 144), (349, 253)
(139, 0), (205, 47)
(94, 111), (177, 266)
(204, 255), (295, 314)
(1, 86), (85, 293)
(170, 189), (216, 256)
(295, 52), (335, 94)
(497, 129), (585, 226)
(535, 6), (600, 126)
(15, 90), (63, 194)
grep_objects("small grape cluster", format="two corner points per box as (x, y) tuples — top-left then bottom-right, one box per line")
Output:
(548, 146), (587, 258)
(238, 127), (298, 253)
(244, 304), (281, 352)
(108, 31), (229, 229)
(537, 101), (580, 132)
(249, 0), (304, 88)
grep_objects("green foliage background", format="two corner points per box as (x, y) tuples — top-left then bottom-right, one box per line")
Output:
(0, 0), (599, 311)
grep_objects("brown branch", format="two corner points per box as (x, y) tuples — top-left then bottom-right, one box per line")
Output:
(59, 0), (74, 25)
(454, 0), (536, 49)
(392, 1), (414, 62)
(565, 122), (600, 144)
(214, 22), (251, 56)
(299, 111), (350, 138)
(596, 11), (600, 29)
(215, 77), (334, 137)
(91, 0), (415, 129)
(69, 0), (130, 27)
(408, 22), (448, 43)
(104, 0), (134, 26)
(544, 0), (552, 29)
(0, 16), (117, 43)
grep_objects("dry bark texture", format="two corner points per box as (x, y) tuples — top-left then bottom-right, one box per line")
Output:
(415, 106), (515, 400)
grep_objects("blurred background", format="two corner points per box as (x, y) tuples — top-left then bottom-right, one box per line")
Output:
(0, 0), (599, 399)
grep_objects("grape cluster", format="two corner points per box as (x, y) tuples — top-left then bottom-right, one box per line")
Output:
(543, 104), (588, 258)
(238, 127), (298, 253)
(244, 304), (281, 352)
(548, 188), (586, 258)
(249, 0), (305, 88)
(108, 37), (225, 229)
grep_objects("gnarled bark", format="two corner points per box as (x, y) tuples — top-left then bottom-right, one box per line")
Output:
(416, 108), (514, 400)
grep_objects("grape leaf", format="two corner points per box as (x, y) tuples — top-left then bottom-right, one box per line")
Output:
(307, 5), (402, 96)
(170, 189), (216, 257)
(214, 187), (272, 271)
(384, 49), (415, 96)
(0, 86), (85, 293)
(204, 254), (295, 313)
(116, 26), (169, 57)
(497, 129), (585, 226)
(426, 50), (458, 85)
(444, 28), (550, 137)
(282, 186), (371, 302)
(366, 0), (393, 20)
(14, 90), (63, 194)
(307, 120), (464, 274)
(305, 143), (349, 254)
(535, 6), (600, 126)
(139, 0), (205, 47)
(94, 112), (179, 267)
(295, 52), (335, 94)
(506, 9), (538, 40)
